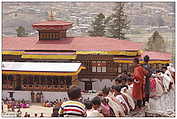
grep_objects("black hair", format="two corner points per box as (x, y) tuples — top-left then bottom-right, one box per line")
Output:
(133, 58), (139, 64)
(127, 77), (133, 82)
(162, 66), (167, 70)
(67, 85), (81, 100)
(111, 85), (116, 90)
(156, 70), (162, 73)
(84, 101), (92, 110)
(53, 107), (59, 112)
(144, 55), (150, 62)
(101, 98), (109, 104)
(121, 85), (128, 89)
(114, 86), (122, 93)
(123, 71), (127, 74)
(91, 96), (101, 105)
(165, 63), (169, 67)
(102, 87), (110, 95)
(115, 76), (123, 83)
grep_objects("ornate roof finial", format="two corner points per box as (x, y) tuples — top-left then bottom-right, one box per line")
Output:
(48, 8), (56, 21)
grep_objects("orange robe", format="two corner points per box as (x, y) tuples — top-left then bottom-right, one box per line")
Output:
(132, 64), (148, 100)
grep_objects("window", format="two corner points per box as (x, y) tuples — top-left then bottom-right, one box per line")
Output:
(56, 33), (59, 39)
(92, 66), (96, 72)
(102, 67), (106, 72)
(128, 64), (133, 73)
(118, 64), (122, 73)
(122, 64), (128, 72)
(92, 61), (107, 72)
(97, 67), (102, 72)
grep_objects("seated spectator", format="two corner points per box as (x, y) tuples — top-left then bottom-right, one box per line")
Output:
(114, 86), (130, 114)
(102, 87), (124, 117)
(24, 112), (28, 117)
(100, 98), (111, 117)
(87, 96), (103, 117)
(115, 77), (122, 86)
(40, 113), (44, 117)
(59, 85), (87, 117)
(51, 107), (59, 117)
(17, 108), (22, 117)
(55, 99), (62, 108)
(84, 100), (92, 111)
(34, 113), (37, 117)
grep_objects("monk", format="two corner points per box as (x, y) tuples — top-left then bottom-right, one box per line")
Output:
(141, 55), (152, 106)
(132, 58), (148, 111)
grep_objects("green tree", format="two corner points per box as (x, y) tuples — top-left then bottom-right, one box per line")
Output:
(146, 31), (166, 52)
(88, 13), (106, 36)
(107, 2), (130, 39)
(16, 26), (28, 37)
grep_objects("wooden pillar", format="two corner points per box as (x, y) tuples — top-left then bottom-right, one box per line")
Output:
(12, 75), (17, 90)
(21, 75), (23, 90)
(72, 75), (79, 86)
(64, 78), (67, 91)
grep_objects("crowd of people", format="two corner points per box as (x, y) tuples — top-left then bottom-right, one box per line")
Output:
(23, 112), (44, 117)
(3, 98), (30, 112)
(55, 55), (175, 117)
(2, 55), (175, 117)
(43, 98), (68, 107)
(31, 91), (43, 103)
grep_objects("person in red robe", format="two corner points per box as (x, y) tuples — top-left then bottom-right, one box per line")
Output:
(132, 58), (148, 111)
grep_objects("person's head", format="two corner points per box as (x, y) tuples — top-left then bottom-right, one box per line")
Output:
(165, 63), (170, 67)
(121, 78), (127, 85)
(27, 114), (30, 117)
(67, 85), (81, 100)
(97, 91), (103, 97)
(114, 86), (122, 96)
(53, 107), (59, 113)
(115, 77), (122, 86)
(40, 113), (44, 117)
(101, 98), (109, 105)
(133, 58), (139, 66)
(25, 112), (28, 115)
(110, 85), (116, 93)
(91, 96), (101, 110)
(84, 100), (92, 110)
(144, 55), (150, 63)
(34, 113), (37, 117)
(102, 87), (110, 97)
(122, 71), (127, 76)
(162, 66), (167, 73)
(127, 77), (133, 85)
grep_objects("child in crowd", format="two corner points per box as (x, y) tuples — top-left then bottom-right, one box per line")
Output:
(59, 85), (87, 117)
(100, 98), (111, 117)
(51, 107), (59, 117)
(86, 96), (103, 117)
(84, 100), (93, 116)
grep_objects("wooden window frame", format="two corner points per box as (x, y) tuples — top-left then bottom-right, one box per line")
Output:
(91, 61), (107, 72)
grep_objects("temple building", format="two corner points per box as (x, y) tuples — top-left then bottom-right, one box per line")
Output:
(2, 11), (172, 93)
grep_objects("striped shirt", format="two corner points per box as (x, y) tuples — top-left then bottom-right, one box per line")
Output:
(59, 100), (86, 117)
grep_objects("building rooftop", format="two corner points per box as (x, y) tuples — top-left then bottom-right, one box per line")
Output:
(142, 51), (172, 61)
(32, 20), (73, 30)
(3, 36), (144, 51)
